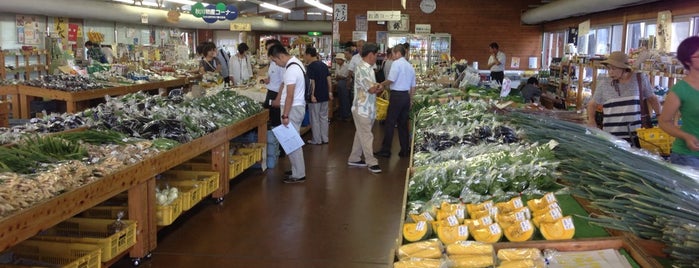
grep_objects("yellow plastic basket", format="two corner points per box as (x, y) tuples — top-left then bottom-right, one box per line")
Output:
(376, 97), (389, 121)
(7, 240), (101, 268)
(637, 127), (675, 156)
(156, 197), (182, 226)
(162, 170), (220, 196)
(33, 218), (136, 262)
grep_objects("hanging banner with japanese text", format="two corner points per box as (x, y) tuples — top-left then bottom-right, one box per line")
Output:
(191, 2), (239, 24)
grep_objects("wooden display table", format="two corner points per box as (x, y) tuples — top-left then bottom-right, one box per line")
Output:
(0, 85), (19, 119)
(16, 78), (189, 118)
(0, 110), (268, 264)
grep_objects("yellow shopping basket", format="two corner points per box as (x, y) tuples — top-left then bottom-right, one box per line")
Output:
(376, 91), (389, 120)
(637, 127), (675, 156)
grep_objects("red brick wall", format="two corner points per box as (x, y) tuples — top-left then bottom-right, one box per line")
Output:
(336, 0), (543, 70)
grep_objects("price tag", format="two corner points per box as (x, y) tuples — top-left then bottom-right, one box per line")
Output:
(548, 203), (560, 211)
(489, 223), (501, 235)
(456, 208), (465, 219)
(481, 216), (493, 225)
(483, 201), (493, 210)
(550, 208), (563, 220)
(522, 207), (531, 219)
(514, 211), (526, 221)
(416, 221), (427, 231)
(563, 217), (575, 230)
(447, 215), (459, 226)
(512, 197), (524, 208)
(520, 220), (532, 232)
(422, 212), (434, 221)
(545, 192), (556, 203)
(489, 207), (499, 217)
(458, 225), (469, 237)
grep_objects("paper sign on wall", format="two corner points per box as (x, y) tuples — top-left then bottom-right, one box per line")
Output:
(578, 20), (590, 36)
(415, 24), (431, 34)
(367, 11), (401, 21)
(511, 57), (520, 69)
(141, 13), (148, 24)
(334, 4), (347, 21)
(657, 10), (672, 52)
(356, 15), (368, 31)
(230, 23), (252, 31)
(352, 31), (367, 42)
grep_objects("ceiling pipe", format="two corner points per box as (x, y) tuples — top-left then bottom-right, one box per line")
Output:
(521, 0), (660, 25)
(0, 0), (330, 33)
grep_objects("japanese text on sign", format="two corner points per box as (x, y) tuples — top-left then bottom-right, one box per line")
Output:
(230, 23), (251, 31)
(367, 11), (401, 21)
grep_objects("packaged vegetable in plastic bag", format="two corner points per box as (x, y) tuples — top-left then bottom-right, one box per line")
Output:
(393, 257), (447, 268)
(447, 254), (495, 268)
(397, 239), (444, 260)
(496, 248), (542, 261)
(446, 241), (494, 256)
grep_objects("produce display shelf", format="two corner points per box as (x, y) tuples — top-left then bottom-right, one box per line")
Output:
(31, 218), (136, 262)
(16, 78), (189, 118)
(0, 110), (268, 262)
(0, 85), (20, 119)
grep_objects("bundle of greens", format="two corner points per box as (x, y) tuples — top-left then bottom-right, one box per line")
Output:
(505, 112), (698, 266)
(0, 135), (88, 174)
(408, 141), (560, 203)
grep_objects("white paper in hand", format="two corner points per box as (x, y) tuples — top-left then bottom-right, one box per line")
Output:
(272, 124), (304, 154)
(500, 78), (512, 97)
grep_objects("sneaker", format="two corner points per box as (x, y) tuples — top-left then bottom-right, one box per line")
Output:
(307, 140), (322, 145)
(348, 160), (367, 167)
(283, 176), (306, 183)
(284, 170), (292, 175)
(368, 165), (382, 173)
(373, 151), (391, 158)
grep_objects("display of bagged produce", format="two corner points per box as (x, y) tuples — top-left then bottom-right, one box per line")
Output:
(24, 74), (103, 91)
(393, 258), (446, 268)
(397, 239), (444, 260)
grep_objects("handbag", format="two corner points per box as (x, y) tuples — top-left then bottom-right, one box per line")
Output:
(636, 73), (653, 128)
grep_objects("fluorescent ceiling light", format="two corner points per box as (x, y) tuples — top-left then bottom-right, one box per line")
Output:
(307, 12), (322, 15)
(260, 2), (291, 13)
(113, 0), (159, 6)
(304, 0), (332, 13)
(165, 0), (197, 5)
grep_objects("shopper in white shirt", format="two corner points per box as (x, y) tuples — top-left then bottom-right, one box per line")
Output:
(263, 39), (284, 127)
(268, 44), (307, 183)
(487, 42), (506, 86)
(229, 43), (253, 86)
(347, 40), (365, 76)
(375, 44), (416, 158)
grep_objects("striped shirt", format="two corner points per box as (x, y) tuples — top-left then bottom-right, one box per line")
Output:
(592, 73), (653, 139)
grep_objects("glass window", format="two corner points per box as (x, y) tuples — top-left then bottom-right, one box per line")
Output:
(626, 22), (643, 52)
(612, 25), (623, 52)
(646, 24), (657, 37)
(595, 27), (610, 55)
(694, 17), (699, 35)
(672, 20), (691, 52)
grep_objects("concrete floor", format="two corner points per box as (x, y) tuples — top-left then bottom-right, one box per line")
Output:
(112, 119), (410, 268)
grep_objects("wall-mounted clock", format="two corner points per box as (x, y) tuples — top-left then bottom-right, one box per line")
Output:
(420, 0), (436, 14)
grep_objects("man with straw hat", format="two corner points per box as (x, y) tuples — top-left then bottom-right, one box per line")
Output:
(334, 52), (352, 121)
(586, 51), (661, 145)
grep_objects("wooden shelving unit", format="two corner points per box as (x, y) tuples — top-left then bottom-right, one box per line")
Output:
(0, 111), (269, 265)
(1, 50), (51, 81)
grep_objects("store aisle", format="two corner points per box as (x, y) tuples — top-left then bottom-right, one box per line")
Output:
(113, 120), (410, 268)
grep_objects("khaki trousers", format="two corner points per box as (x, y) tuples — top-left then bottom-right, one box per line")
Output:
(348, 110), (378, 166)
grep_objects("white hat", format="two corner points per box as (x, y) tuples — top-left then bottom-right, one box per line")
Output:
(335, 53), (346, 61)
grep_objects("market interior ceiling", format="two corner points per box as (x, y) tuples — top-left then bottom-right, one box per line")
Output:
(0, 0), (332, 33)
(522, 0), (661, 24)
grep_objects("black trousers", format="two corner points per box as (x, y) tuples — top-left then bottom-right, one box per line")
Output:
(491, 71), (504, 86)
(265, 91), (281, 127)
(380, 91), (410, 154)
